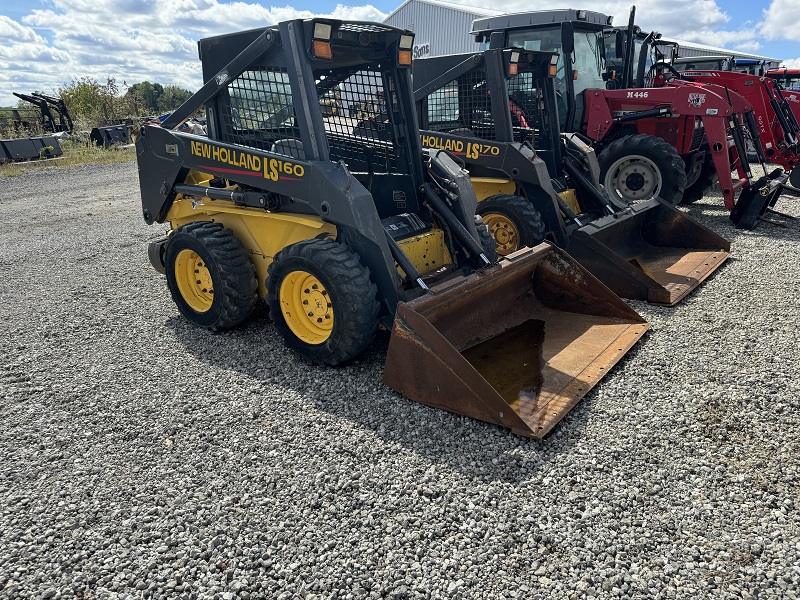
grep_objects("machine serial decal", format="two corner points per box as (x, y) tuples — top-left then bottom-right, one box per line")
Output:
(190, 140), (305, 181)
(420, 134), (500, 159)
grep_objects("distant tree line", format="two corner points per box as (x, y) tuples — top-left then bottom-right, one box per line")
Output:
(55, 77), (193, 128)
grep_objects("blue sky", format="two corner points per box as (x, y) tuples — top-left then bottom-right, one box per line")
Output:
(1, 0), (798, 108)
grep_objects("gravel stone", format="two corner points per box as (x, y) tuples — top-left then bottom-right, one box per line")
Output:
(1, 161), (799, 598)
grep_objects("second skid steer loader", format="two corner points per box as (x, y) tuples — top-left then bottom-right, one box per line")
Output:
(136, 18), (649, 438)
(414, 48), (730, 305)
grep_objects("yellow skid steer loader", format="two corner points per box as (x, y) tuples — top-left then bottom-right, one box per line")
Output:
(136, 19), (649, 438)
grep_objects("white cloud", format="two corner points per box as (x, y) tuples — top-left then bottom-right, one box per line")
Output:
(0, 15), (47, 43)
(1, 2), (387, 106)
(731, 41), (763, 52)
(669, 27), (761, 51)
(760, 0), (800, 41)
(782, 58), (800, 69)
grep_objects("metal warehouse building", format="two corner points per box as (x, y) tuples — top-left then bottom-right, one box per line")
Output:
(383, 0), (780, 66)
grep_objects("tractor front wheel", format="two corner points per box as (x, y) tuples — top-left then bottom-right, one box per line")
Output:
(681, 154), (717, 205)
(476, 194), (545, 257)
(267, 239), (379, 365)
(598, 134), (687, 206)
(165, 221), (258, 331)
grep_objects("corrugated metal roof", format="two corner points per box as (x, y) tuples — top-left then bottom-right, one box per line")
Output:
(384, 0), (502, 23)
(661, 37), (779, 64)
(384, 0), (494, 56)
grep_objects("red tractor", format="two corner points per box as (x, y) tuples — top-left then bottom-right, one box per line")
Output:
(647, 42), (800, 202)
(471, 7), (787, 229)
(767, 69), (800, 183)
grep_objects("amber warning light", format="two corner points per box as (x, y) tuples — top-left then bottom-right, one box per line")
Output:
(312, 22), (333, 59)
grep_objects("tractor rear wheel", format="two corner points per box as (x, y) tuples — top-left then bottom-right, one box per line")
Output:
(267, 239), (379, 366)
(598, 134), (687, 206)
(476, 194), (545, 257)
(165, 221), (258, 331)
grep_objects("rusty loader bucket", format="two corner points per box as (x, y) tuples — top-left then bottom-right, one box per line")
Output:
(383, 244), (649, 439)
(566, 199), (730, 306)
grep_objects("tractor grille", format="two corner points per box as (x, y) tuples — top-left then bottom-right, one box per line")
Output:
(422, 67), (498, 141)
(690, 119), (705, 152)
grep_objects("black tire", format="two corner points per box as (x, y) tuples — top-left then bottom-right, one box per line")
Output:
(597, 133), (687, 206)
(267, 239), (379, 366)
(474, 215), (498, 263)
(476, 194), (545, 257)
(165, 221), (257, 331)
(681, 154), (717, 205)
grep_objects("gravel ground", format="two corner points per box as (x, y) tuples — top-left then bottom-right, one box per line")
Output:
(1, 161), (799, 600)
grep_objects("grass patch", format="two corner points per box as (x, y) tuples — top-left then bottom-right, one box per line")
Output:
(0, 139), (136, 178)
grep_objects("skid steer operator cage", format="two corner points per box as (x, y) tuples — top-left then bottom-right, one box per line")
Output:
(418, 50), (563, 171)
(220, 65), (402, 173)
(421, 64), (499, 141)
(178, 20), (419, 178)
(506, 52), (561, 151)
(420, 51), (560, 141)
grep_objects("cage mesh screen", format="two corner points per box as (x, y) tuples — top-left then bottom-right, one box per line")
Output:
(217, 64), (403, 172)
(337, 23), (393, 34)
(423, 68), (497, 141)
(506, 72), (544, 147)
(218, 66), (301, 157)
(314, 67), (401, 174)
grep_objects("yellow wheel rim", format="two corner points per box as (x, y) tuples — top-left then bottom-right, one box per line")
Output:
(279, 271), (334, 345)
(174, 249), (214, 313)
(482, 213), (520, 256)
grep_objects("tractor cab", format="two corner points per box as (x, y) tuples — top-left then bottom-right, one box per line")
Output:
(473, 9), (615, 133)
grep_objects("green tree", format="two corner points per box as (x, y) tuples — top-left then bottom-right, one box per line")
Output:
(59, 77), (130, 126)
(156, 85), (193, 113)
(129, 81), (164, 114)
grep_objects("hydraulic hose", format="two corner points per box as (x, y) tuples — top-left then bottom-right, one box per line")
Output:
(421, 184), (491, 266)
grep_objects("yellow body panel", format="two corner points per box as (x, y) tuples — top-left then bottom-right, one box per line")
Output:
(470, 177), (517, 201)
(166, 197), (337, 299)
(396, 229), (452, 278)
(558, 189), (581, 215)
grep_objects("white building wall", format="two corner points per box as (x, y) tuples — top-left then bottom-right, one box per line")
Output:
(383, 0), (491, 57)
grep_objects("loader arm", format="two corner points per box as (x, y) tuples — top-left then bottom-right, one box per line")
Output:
(670, 70), (800, 172)
(584, 83), (766, 211)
